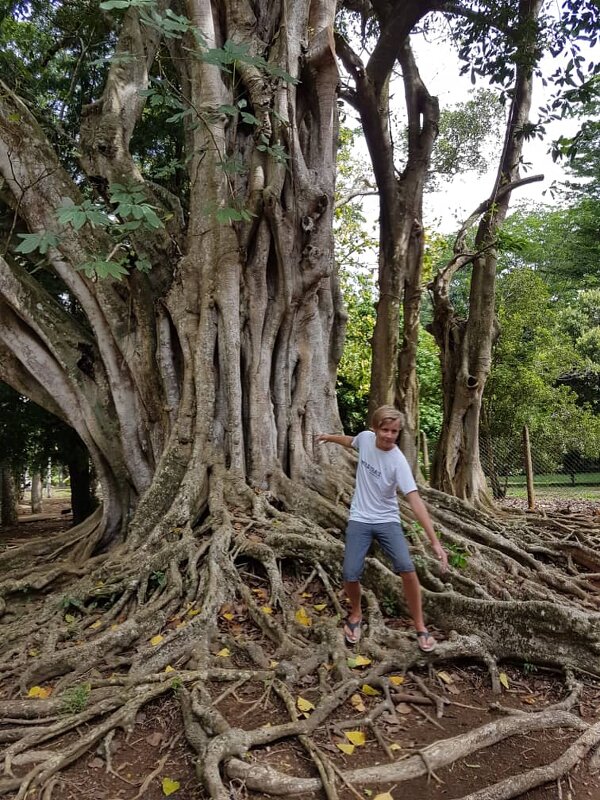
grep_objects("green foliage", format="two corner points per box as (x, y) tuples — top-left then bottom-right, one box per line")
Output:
(60, 682), (91, 715)
(446, 543), (470, 570)
(429, 89), (503, 186)
(14, 231), (59, 255)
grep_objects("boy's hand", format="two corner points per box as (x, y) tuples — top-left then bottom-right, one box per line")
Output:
(316, 434), (329, 443)
(431, 541), (448, 573)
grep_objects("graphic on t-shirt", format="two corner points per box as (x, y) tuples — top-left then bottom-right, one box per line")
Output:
(360, 459), (381, 479)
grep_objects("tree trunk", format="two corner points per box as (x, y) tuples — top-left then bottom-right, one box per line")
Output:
(430, 0), (543, 503)
(0, 0), (344, 549)
(336, 10), (439, 468)
(67, 437), (97, 526)
(0, 462), (18, 526)
(31, 471), (43, 514)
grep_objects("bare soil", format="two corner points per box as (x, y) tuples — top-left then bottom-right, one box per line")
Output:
(3, 498), (600, 800)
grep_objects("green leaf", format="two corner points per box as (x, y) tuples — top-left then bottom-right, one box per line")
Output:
(241, 112), (260, 125)
(15, 232), (59, 255)
(215, 206), (245, 223)
(141, 206), (164, 228)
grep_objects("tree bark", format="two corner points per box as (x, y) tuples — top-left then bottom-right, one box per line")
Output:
(0, 462), (18, 526)
(31, 472), (43, 515)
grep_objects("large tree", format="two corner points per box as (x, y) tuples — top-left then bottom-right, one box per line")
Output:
(2, 2), (600, 798)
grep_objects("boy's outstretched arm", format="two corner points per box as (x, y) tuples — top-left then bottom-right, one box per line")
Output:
(405, 491), (448, 573)
(317, 433), (355, 448)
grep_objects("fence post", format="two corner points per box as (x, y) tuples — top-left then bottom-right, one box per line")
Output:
(523, 425), (535, 510)
(420, 431), (430, 480)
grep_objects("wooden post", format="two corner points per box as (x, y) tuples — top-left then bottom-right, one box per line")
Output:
(420, 431), (430, 481)
(523, 425), (535, 510)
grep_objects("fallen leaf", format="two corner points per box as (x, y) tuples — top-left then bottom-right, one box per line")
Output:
(499, 672), (510, 690)
(523, 696), (537, 704)
(217, 648), (231, 657)
(389, 675), (404, 686)
(27, 685), (52, 699)
(348, 654), (372, 668)
(147, 731), (163, 747)
(295, 607), (312, 627)
(389, 743), (402, 751)
(164, 665), (175, 673)
(373, 793), (394, 800)
(297, 696), (315, 713)
(301, 592), (312, 598)
(361, 684), (381, 696)
(161, 776), (180, 796)
(270, 660), (279, 668)
(187, 607), (200, 616)
(336, 743), (355, 755)
(437, 670), (454, 685)
(150, 635), (164, 646)
(261, 606), (273, 615)
(222, 612), (234, 621)
(313, 603), (327, 611)
(350, 694), (366, 712)
(90, 620), (103, 629)
(395, 702), (412, 715)
(28, 649), (38, 657)
(345, 730), (366, 746)
(64, 614), (76, 624)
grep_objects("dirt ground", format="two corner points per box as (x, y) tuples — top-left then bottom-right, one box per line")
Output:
(2, 497), (600, 800)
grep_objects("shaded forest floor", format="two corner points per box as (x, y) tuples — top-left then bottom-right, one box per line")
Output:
(2, 497), (600, 800)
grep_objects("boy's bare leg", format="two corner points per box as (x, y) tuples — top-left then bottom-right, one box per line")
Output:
(400, 572), (435, 648)
(344, 580), (362, 622)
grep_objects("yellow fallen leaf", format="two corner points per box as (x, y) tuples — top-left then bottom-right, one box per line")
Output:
(270, 660), (279, 668)
(222, 612), (234, 621)
(348, 654), (372, 668)
(95, 581), (104, 587)
(111, 623), (120, 630)
(90, 620), (103, 629)
(373, 793), (394, 800)
(150, 635), (164, 646)
(187, 608), (200, 616)
(437, 670), (454, 685)
(345, 730), (366, 746)
(389, 675), (404, 686)
(389, 743), (402, 751)
(295, 607), (312, 627)
(28, 649), (38, 657)
(301, 592), (312, 598)
(350, 694), (366, 712)
(64, 614), (76, 624)
(523, 696), (537, 704)
(261, 606), (273, 615)
(27, 686), (52, 699)
(499, 672), (510, 690)
(361, 684), (381, 697)
(313, 603), (327, 611)
(297, 696), (315, 712)
(336, 743), (355, 755)
(217, 648), (231, 657)
(161, 776), (180, 796)
(164, 665), (175, 673)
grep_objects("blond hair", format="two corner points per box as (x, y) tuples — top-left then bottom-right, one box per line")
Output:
(370, 405), (405, 430)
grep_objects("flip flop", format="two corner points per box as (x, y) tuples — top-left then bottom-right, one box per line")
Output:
(344, 618), (362, 645)
(416, 629), (437, 653)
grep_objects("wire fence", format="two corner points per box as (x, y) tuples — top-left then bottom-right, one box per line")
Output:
(422, 427), (600, 504)
(478, 429), (600, 503)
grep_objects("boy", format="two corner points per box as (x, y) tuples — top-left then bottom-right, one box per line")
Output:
(318, 405), (447, 651)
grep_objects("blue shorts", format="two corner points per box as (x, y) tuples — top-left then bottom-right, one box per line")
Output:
(343, 520), (414, 581)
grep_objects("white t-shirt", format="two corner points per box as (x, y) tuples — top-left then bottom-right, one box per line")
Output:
(349, 431), (417, 523)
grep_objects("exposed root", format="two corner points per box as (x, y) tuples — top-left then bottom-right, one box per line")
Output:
(2, 474), (600, 798)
